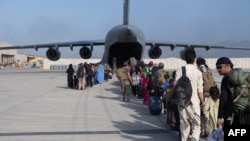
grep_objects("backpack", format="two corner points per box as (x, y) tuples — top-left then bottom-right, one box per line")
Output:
(172, 66), (192, 107)
(115, 67), (128, 80)
(84, 63), (94, 76)
(145, 65), (150, 75)
(202, 68), (216, 97)
(228, 68), (250, 113)
(155, 70), (166, 88)
(150, 66), (159, 83)
(77, 66), (84, 78)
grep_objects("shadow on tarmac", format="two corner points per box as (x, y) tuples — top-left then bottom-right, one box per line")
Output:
(101, 77), (180, 140)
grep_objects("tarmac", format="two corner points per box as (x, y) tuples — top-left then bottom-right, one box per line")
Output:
(0, 68), (223, 141)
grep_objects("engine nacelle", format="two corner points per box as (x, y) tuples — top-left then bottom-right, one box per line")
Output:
(148, 47), (162, 59)
(46, 48), (61, 61)
(79, 46), (92, 59)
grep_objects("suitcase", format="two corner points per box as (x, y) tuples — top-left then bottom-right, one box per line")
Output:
(148, 96), (162, 115)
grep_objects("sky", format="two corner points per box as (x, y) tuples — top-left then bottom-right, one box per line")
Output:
(0, 0), (250, 58)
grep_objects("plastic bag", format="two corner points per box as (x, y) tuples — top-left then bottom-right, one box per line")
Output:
(207, 127), (224, 141)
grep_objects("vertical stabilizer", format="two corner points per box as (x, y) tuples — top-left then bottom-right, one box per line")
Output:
(123, 0), (129, 25)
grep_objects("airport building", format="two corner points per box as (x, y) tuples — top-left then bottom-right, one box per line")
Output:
(0, 42), (44, 68)
(0, 42), (17, 66)
(43, 57), (250, 71)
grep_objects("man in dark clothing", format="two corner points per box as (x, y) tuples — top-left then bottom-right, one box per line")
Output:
(216, 57), (240, 126)
(84, 62), (93, 87)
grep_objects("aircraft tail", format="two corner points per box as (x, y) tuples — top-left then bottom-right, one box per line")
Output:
(123, 0), (129, 25)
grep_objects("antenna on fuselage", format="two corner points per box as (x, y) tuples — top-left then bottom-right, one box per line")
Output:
(123, 0), (129, 25)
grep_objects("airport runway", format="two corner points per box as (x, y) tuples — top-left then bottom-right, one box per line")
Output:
(0, 69), (221, 141)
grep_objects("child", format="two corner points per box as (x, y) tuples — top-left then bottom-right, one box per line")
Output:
(166, 78), (179, 131)
(131, 70), (141, 97)
(202, 86), (220, 136)
(73, 75), (78, 89)
(160, 73), (170, 114)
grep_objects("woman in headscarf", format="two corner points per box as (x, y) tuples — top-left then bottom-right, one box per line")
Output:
(66, 64), (74, 88)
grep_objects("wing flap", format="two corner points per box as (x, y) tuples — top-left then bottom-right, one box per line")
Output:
(0, 40), (105, 50)
(146, 41), (250, 51)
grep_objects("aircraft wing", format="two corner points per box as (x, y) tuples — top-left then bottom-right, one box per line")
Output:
(0, 40), (105, 51)
(145, 41), (250, 51)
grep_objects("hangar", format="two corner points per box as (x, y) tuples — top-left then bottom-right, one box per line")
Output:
(0, 42), (44, 69)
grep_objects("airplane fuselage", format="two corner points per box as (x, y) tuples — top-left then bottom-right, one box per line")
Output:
(103, 24), (145, 68)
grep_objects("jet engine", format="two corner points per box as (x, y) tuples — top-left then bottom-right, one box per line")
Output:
(148, 47), (162, 59)
(46, 48), (61, 61)
(79, 46), (92, 59)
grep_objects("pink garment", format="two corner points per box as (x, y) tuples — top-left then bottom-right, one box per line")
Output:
(141, 76), (149, 105)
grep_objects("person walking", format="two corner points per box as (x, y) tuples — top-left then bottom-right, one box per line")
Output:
(174, 48), (204, 141)
(196, 57), (216, 137)
(131, 68), (141, 97)
(142, 73), (150, 105)
(84, 62), (94, 87)
(202, 86), (220, 135)
(216, 57), (245, 127)
(66, 64), (74, 89)
(161, 73), (170, 115)
(122, 61), (132, 101)
(96, 62), (105, 84)
(76, 63), (85, 90)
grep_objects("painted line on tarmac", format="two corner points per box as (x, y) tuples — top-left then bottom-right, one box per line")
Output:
(0, 129), (177, 136)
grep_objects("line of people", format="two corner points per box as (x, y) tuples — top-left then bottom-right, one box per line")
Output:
(165, 52), (249, 141)
(115, 49), (250, 141)
(66, 62), (112, 90)
(115, 58), (179, 116)
(66, 51), (249, 141)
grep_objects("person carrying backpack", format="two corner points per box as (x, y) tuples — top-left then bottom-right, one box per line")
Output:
(84, 62), (94, 87)
(76, 63), (85, 90)
(153, 62), (166, 89)
(161, 73), (171, 115)
(173, 48), (205, 141)
(216, 57), (245, 127)
(196, 57), (216, 137)
(216, 57), (249, 127)
(118, 61), (132, 102)
(196, 57), (217, 97)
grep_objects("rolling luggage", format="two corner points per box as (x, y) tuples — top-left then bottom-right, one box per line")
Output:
(148, 95), (162, 115)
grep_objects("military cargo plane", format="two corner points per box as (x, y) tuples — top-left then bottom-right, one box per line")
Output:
(0, 0), (249, 68)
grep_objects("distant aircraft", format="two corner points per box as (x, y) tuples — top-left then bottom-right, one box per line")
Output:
(0, 0), (250, 68)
